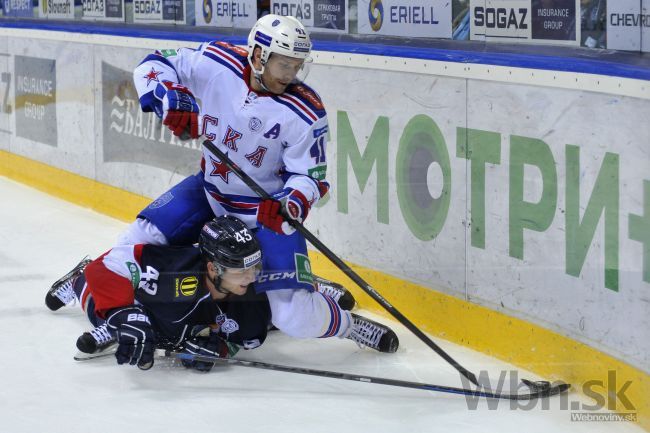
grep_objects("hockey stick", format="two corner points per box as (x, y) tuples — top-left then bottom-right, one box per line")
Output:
(74, 349), (569, 399)
(202, 139), (566, 395)
(172, 351), (570, 400)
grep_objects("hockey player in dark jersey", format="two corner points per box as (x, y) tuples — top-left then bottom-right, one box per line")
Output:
(45, 216), (271, 371)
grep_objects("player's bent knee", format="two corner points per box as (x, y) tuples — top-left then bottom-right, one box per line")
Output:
(268, 289), (335, 338)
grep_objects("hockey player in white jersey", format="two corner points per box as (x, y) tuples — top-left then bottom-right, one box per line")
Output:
(126, 14), (398, 353)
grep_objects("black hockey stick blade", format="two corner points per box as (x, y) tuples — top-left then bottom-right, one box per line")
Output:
(172, 352), (570, 400)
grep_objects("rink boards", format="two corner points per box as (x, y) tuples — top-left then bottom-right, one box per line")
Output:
(0, 26), (648, 429)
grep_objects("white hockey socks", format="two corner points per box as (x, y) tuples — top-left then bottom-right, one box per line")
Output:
(266, 289), (352, 338)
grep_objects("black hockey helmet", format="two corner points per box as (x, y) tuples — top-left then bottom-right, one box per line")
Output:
(199, 216), (262, 273)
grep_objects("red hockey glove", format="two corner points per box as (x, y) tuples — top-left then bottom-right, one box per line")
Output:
(256, 188), (310, 235)
(155, 81), (200, 139)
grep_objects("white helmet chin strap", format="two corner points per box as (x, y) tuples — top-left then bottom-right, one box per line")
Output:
(252, 63), (272, 93)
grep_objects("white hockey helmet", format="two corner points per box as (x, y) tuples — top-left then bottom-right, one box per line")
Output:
(247, 14), (312, 81)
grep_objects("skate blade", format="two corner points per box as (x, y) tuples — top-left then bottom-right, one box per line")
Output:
(73, 344), (117, 361)
(51, 257), (91, 288)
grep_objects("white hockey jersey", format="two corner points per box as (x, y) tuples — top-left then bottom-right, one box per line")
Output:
(133, 42), (330, 227)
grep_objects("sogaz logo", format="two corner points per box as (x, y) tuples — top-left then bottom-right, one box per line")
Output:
(203, 0), (212, 24)
(473, 6), (529, 30)
(134, 0), (161, 14)
(293, 41), (311, 53)
(272, 1), (311, 20)
(369, 0), (384, 31)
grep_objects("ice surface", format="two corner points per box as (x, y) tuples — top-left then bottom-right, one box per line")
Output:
(0, 176), (642, 433)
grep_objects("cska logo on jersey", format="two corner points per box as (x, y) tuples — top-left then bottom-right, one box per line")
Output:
(144, 68), (162, 86)
(222, 125), (243, 151)
(245, 146), (268, 168)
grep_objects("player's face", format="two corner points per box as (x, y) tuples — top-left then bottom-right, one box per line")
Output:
(219, 266), (260, 295)
(262, 54), (305, 94)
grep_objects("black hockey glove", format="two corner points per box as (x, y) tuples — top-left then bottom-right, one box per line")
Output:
(181, 329), (231, 373)
(105, 305), (155, 370)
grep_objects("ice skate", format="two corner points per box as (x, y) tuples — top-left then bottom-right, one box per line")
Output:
(45, 257), (91, 311)
(346, 313), (399, 353)
(314, 275), (356, 311)
(74, 323), (117, 360)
